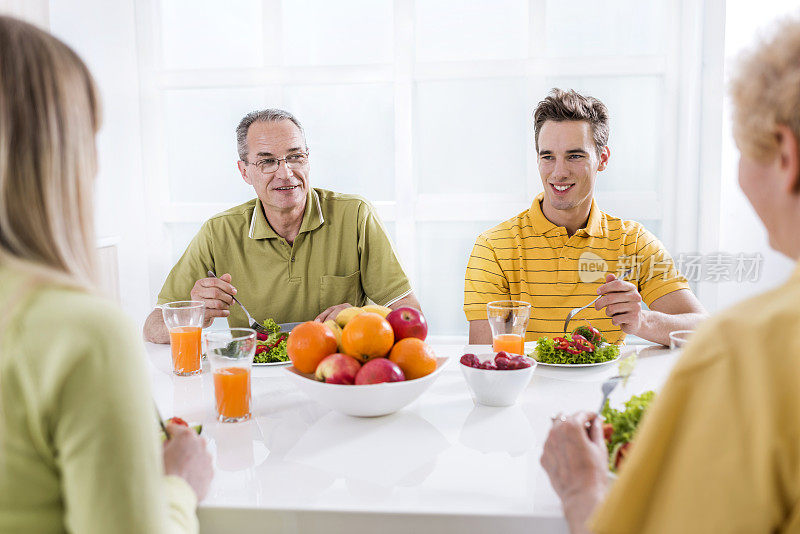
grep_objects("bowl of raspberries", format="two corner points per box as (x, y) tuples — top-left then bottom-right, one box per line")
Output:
(459, 352), (535, 407)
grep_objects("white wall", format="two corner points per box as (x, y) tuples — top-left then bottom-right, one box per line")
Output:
(0, 0), (47, 26)
(713, 1), (798, 311)
(48, 0), (152, 326)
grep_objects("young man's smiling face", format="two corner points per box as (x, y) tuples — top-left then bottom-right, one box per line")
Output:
(537, 120), (609, 219)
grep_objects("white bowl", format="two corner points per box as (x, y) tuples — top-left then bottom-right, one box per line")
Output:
(460, 353), (536, 407)
(283, 357), (449, 417)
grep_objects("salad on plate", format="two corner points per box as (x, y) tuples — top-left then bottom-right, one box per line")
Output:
(601, 390), (655, 471)
(254, 318), (289, 364)
(530, 325), (620, 365)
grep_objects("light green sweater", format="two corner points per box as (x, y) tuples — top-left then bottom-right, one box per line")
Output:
(0, 266), (198, 533)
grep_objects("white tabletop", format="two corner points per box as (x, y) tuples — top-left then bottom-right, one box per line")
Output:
(145, 342), (680, 534)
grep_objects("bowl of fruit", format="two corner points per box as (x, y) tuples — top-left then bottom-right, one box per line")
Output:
(459, 352), (535, 407)
(283, 306), (447, 417)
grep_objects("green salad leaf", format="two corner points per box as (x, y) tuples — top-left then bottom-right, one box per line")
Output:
(601, 390), (655, 456)
(530, 335), (620, 365)
(263, 318), (280, 335)
(254, 331), (289, 363)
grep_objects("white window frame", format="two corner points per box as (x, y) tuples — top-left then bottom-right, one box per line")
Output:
(134, 0), (724, 339)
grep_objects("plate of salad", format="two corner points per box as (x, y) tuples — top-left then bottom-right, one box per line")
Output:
(254, 318), (290, 366)
(602, 390), (655, 472)
(528, 325), (621, 367)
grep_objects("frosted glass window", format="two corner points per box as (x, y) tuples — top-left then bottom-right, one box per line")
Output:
(415, 0), (528, 62)
(160, 0), (263, 70)
(415, 78), (527, 196)
(163, 88), (267, 204)
(544, 76), (663, 193)
(637, 220), (662, 239)
(282, 0), (393, 65)
(415, 221), (496, 336)
(167, 223), (204, 263)
(545, 0), (665, 57)
(284, 84), (394, 201)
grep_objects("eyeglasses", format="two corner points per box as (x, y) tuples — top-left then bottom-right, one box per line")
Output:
(243, 152), (309, 174)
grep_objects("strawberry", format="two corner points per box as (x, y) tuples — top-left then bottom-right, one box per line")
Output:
(167, 416), (188, 427)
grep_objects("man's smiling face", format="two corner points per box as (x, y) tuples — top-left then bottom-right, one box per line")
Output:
(537, 120), (609, 214)
(238, 119), (309, 213)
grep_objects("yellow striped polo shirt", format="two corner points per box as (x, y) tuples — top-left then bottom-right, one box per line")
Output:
(463, 193), (690, 344)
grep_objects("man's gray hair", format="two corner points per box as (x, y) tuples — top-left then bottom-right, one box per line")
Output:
(236, 109), (306, 161)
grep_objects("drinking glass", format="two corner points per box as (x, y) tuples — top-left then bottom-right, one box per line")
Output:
(203, 328), (256, 423)
(669, 330), (694, 350)
(162, 301), (205, 376)
(487, 301), (531, 354)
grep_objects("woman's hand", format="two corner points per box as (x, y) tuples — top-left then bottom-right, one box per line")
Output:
(162, 423), (214, 501)
(540, 412), (609, 533)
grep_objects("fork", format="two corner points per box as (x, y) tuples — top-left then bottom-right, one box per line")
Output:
(207, 270), (270, 336)
(563, 268), (634, 334)
(596, 375), (624, 414)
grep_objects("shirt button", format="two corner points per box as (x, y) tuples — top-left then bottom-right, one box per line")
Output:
(291, 257), (295, 262)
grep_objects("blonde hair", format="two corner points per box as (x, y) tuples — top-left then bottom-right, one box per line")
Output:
(730, 14), (800, 162)
(0, 16), (101, 289)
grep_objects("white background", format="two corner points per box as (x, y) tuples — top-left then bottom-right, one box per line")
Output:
(1, 0), (797, 341)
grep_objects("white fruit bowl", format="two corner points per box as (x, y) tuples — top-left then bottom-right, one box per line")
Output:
(283, 357), (449, 417)
(460, 354), (536, 407)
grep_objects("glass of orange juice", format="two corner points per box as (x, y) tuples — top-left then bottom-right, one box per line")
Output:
(162, 301), (205, 376)
(203, 328), (256, 423)
(487, 301), (531, 355)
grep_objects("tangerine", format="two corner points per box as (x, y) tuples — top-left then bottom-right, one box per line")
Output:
(287, 321), (338, 373)
(341, 312), (394, 362)
(388, 338), (437, 380)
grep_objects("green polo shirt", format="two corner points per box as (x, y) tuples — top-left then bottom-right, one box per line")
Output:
(157, 188), (412, 326)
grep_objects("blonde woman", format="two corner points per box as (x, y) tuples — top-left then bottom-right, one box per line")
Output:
(0, 16), (212, 533)
(539, 15), (800, 534)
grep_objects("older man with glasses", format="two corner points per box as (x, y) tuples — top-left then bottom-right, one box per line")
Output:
(144, 109), (419, 343)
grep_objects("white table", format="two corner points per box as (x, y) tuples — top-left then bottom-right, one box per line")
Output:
(145, 342), (680, 534)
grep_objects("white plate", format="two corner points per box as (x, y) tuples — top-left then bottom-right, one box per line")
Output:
(528, 353), (623, 368)
(253, 360), (291, 367)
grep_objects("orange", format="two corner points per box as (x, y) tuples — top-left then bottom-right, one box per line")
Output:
(341, 312), (394, 362)
(389, 338), (437, 380)
(287, 321), (338, 373)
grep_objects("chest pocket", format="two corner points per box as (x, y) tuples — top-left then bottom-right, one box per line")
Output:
(319, 270), (363, 312)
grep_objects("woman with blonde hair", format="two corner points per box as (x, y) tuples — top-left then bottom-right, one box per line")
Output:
(540, 14), (800, 534)
(0, 15), (212, 533)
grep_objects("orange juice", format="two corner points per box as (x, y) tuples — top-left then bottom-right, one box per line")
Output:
(493, 333), (524, 355)
(170, 326), (201, 375)
(213, 367), (251, 422)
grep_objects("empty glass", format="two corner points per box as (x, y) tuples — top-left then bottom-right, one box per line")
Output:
(487, 301), (531, 355)
(669, 330), (693, 350)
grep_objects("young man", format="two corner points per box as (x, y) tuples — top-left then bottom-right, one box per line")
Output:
(463, 89), (705, 345)
(541, 17), (800, 533)
(144, 109), (419, 343)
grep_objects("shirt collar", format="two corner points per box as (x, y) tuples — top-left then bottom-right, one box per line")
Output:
(528, 192), (605, 238)
(248, 189), (325, 240)
(298, 188), (325, 234)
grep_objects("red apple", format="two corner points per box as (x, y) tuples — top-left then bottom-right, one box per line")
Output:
(386, 307), (428, 341)
(315, 353), (362, 385)
(354, 358), (405, 385)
